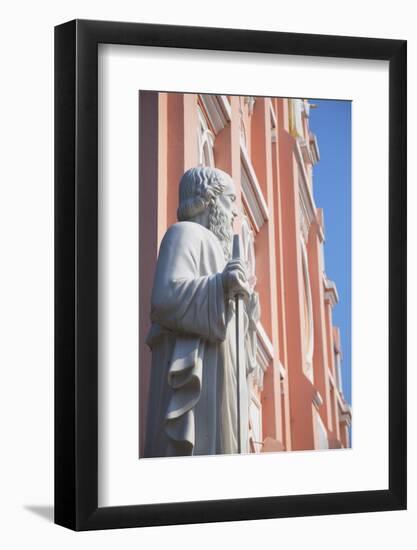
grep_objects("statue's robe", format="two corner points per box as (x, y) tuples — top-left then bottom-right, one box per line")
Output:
(144, 221), (252, 457)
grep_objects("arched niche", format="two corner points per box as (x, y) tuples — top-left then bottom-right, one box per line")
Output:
(197, 106), (215, 167)
(300, 238), (314, 381)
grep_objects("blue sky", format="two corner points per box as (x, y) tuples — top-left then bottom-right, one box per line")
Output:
(308, 99), (352, 406)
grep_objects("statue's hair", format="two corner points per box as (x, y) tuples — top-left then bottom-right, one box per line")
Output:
(209, 199), (233, 261)
(177, 166), (230, 222)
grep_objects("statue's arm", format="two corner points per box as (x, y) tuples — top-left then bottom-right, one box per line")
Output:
(150, 223), (227, 342)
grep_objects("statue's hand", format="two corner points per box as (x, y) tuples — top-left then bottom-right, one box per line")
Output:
(222, 258), (250, 301)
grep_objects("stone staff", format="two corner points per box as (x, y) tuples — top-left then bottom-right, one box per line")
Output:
(232, 233), (245, 454)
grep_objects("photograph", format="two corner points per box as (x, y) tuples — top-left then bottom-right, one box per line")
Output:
(139, 92), (352, 459)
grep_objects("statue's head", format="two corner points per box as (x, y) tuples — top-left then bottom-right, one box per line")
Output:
(177, 167), (237, 260)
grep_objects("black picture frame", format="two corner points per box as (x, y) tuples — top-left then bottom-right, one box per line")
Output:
(55, 19), (407, 531)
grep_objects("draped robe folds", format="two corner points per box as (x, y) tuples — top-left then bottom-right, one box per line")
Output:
(144, 221), (253, 457)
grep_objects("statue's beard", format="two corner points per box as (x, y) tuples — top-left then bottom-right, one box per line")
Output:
(208, 202), (233, 261)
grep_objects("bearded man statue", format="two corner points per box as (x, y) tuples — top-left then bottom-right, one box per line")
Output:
(144, 166), (260, 458)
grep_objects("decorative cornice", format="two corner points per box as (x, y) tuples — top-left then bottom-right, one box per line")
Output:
(295, 139), (317, 242)
(314, 208), (325, 243)
(256, 321), (274, 361)
(312, 389), (324, 409)
(298, 132), (320, 166)
(199, 94), (231, 134)
(270, 100), (278, 143)
(340, 413), (351, 426)
(244, 95), (255, 116)
(288, 98), (304, 139)
(323, 275), (339, 306)
(253, 322), (274, 391)
(301, 238), (314, 378)
(269, 99), (278, 130)
(336, 389), (352, 417)
(338, 397), (352, 426)
(240, 140), (269, 232)
(298, 138), (312, 165)
(327, 368), (336, 388)
(309, 132), (320, 164)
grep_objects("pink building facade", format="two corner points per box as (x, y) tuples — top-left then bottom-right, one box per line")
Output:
(139, 92), (351, 456)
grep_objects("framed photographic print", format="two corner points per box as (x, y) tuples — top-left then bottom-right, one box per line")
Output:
(55, 19), (406, 530)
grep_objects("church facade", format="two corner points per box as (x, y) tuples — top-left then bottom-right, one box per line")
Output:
(139, 92), (351, 456)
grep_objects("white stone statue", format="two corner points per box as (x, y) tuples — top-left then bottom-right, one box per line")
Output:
(144, 166), (260, 457)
